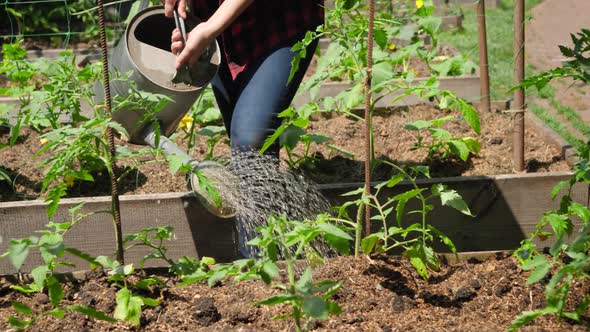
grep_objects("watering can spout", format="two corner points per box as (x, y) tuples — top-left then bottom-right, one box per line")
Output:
(141, 129), (236, 219)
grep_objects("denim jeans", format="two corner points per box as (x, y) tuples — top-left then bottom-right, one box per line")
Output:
(209, 35), (318, 258)
(210, 35), (318, 155)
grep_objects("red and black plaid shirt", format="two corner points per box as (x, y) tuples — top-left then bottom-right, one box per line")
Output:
(191, 0), (324, 80)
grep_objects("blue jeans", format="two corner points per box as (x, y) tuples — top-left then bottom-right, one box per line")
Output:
(210, 36), (318, 258)
(211, 36), (318, 155)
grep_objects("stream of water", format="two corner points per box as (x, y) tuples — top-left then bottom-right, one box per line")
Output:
(202, 151), (331, 258)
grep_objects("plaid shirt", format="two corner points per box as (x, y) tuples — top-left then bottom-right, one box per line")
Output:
(191, 0), (324, 80)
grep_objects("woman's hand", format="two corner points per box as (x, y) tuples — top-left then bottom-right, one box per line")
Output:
(160, 0), (187, 18)
(171, 23), (215, 70)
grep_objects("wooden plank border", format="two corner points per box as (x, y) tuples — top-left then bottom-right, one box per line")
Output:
(0, 171), (585, 275)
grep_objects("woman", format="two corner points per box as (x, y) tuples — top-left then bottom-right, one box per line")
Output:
(162, 0), (324, 257)
(162, 0), (323, 155)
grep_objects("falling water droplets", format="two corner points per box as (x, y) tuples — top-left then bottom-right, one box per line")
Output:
(199, 150), (331, 258)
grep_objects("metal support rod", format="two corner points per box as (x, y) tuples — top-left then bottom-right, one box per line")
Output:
(477, 0), (491, 112)
(513, 0), (525, 171)
(364, 0), (375, 238)
(98, 0), (125, 264)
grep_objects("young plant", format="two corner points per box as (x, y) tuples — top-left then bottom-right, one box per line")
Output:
(92, 256), (161, 327)
(405, 115), (481, 162)
(332, 162), (472, 279)
(510, 143), (590, 331)
(1, 204), (116, 329)
(249, 214), (349, 332)
(181, 87), (228, 157)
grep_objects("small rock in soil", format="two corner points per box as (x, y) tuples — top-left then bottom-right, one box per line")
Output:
(192, 297), (221, 326)
(35, 292), (49, 305)
(468, 278), (482, 290)
(452, 285), (476, 302)
(490, 137), (503, 145)
(391, 294), (416, 312)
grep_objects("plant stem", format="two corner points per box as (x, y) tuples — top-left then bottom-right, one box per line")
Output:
(355, 204), (364, 257)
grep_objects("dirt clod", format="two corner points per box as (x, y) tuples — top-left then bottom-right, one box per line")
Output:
(494, 278), (512, 297)
(34, 292), (49, 305)
(468, 278), (482, 290)
(192, 297), (221, 326)
(391, 294), (417, 312)
(452, 285), (476, 302)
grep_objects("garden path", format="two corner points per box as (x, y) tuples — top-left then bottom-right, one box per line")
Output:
(526, 0), (590, 122)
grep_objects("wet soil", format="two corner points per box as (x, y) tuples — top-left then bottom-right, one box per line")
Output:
(0, 104), (570, 201)
(0, 253), (587, 331)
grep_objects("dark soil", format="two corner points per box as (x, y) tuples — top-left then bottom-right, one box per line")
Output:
(0, 104), (569, 201)
(0, 253), (588, 331)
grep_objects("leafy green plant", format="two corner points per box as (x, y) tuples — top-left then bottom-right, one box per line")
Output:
(266, 0), (480, 169)
(332, 162), (472, 279)
(405, 115), (481, 161)
(510, 143), (590, 331)
(249, 214), (348, 332)
(0, 204), (116, 329)
(93, 255), (161, 326)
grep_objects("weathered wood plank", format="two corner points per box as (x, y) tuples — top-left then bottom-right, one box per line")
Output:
(1, 172), (585, 275)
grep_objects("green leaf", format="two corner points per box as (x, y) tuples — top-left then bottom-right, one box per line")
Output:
(461, 137), (481, 154)
(296, 267), (313, 294)
(439, 188), (473, 216)
(139, 296), (160, 307)
(447, 140), (470, 161)
(404, 120), (432, 131)
(459, 103), (481, 135)
(508, 309), (551, 332)
(114, 288), (143, 326)
(65, 248), (96, 264)
(428, 225), (457, 254)
(8, 239), (31, 271)
(526, 257), (551, 285)
(47, 308), (66, 319)
(550, 181), (568, 199)
(568, 202), (590, 224)
(31, 265), (49, 290)
(303, 296), (328, 319)
(208, 269), (227, 288)
(361, 233), (383, 254)
(12, 302), (33, 315)
(545, 213), (572, 238)
(255, 293), (297, 306)
(317, 223), (353, 241)
(47, 275), (64, 306)
(373, 28), (388, 50)
(66, 305), (117, 322)
(39, 233), (65, 263)
(8, 316), (31, 329)
(166, 154), (191, 175)
(262, 261), (279, 278)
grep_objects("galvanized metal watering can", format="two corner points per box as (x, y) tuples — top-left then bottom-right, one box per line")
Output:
(94, 5), (235, 218)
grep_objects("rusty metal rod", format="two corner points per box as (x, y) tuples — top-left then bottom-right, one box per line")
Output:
(513, 0), (525, 171)
(97, 0), (125, 264)
(477, 0), (491, 112)
(364, 0), (375, 238)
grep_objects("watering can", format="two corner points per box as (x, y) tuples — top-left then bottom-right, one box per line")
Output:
(94, 5), (235, 218)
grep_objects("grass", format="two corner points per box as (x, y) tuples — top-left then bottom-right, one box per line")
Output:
(440, 0), (589, 149)
(439, 0), (544, 100)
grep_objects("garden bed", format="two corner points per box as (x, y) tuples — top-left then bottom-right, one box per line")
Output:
(0, 105), (570, 201)
(0, 253), (587, 331)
